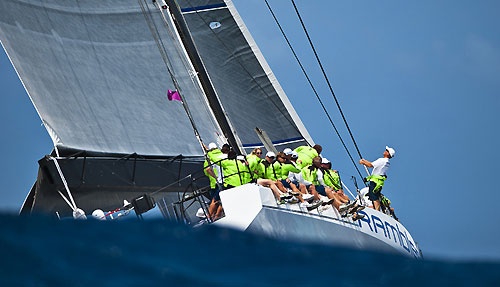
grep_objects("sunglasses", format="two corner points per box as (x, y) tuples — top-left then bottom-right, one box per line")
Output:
(256, 152), (262, 155)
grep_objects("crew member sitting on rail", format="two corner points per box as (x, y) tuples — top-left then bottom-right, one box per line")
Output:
(321, 158), (350, 206)
(289, 151), (315, 203)
(298, 156), (335, 207)
(359, 146), (395, 211)
(259, 151), (281, 181)
(279, 149), (320, 208)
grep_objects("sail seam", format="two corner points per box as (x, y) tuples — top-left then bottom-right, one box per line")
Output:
(181, 3), (227, 14)
(242, 136), (304, 148)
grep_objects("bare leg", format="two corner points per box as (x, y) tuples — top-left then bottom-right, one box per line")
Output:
(290, 183), (304, 203)
(366, 197), (380, 210)
(309, 185), (321, 201)
(275, 180), (288, 193)
(257, 179), (283, 200)
(373, 200), (381, 211)
(290, 182), (300, 194)
(299, 183), (308, 194)
(214, 204), (224, 219)
(335, 189), (350, 204)
(325, 188), (341, 211)
(208, 199), (219, 220)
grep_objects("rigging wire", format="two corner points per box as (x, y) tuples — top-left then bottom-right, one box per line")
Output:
(289, 0), (366, 164)
(140, 0), (227, 193)
(264, 0), (365, 181)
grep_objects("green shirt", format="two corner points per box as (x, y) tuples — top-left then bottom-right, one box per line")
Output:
(323, 169), (341, 190)
(301, 164), (320, 185)
(280, 161), (301, 179)
(259, 160), (281, 181)
(219, 158), (252, 187)
(203, 149), (222, 189)
(246, 154), (262, 178)
(294, 146), (318, 169)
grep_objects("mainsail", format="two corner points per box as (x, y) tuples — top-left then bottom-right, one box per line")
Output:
(0, 0), (223, 157)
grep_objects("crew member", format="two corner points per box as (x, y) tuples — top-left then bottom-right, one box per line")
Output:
(259, 151), (280, 181)
(298, 156), (334, 206)
(247, 147), (263, 177)
(294, 144), (322, 168)
(359, 146), (395, 211)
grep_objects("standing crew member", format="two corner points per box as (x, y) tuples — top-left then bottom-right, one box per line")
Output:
(204, 143), (223, 220)
(359, 146), (395, 211)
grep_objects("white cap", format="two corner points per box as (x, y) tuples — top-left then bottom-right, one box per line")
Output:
(386, 146), (396, 158)
(291, 151), (298, 158)
(208, 142), (217, 150)
(266, 151), (276, 158)
(236, 155), (245, 161)
(321, 157), (330, 164)
(283, 148), (293, 155)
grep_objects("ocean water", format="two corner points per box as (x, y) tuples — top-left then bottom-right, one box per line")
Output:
(0, 214), (498, 286)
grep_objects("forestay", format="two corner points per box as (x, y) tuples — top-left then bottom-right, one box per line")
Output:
(178, 0), (314, 153)
(0, 0), (223, 157)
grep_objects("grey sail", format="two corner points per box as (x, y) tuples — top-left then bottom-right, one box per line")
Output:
(0, 0), (223, 157)
(177, 0), (314, 153)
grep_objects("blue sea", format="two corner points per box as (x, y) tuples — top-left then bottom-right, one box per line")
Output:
(0, 214), (498, 286)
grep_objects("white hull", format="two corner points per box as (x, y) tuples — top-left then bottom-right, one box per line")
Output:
(214, 184), (421, 258)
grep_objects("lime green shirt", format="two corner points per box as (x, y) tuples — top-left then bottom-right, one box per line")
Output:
(294, 146), (318, 169)
(204, 149), (222, 189)
(219, 158), (252, 187)
(323, 169), (341, 190)
(301, 164), (319, 185)
(246, 154), (262, 178)
(259, 160), (281, 181)
(280, 161), (301, 179)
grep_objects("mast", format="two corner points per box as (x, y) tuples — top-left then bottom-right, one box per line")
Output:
(164, 0), (241, 154)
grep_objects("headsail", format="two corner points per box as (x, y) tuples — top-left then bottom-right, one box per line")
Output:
(0, 0), (223, 157)
(177, 0), (314, 153)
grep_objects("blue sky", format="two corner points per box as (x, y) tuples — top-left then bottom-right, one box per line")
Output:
(1, 0), (499, 261)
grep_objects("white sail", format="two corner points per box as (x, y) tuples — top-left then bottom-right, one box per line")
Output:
(0, 0), (223, 156)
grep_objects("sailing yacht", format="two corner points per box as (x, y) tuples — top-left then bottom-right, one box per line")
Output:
(0, 0), (421, 258)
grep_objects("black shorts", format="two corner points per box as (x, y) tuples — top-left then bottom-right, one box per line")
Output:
(367, 181), (381, 201)
(306, 184), (327, 196)
(315, 185), (327, 196)
(280, 179), (298, 189)
(210, 185), (221, 201)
